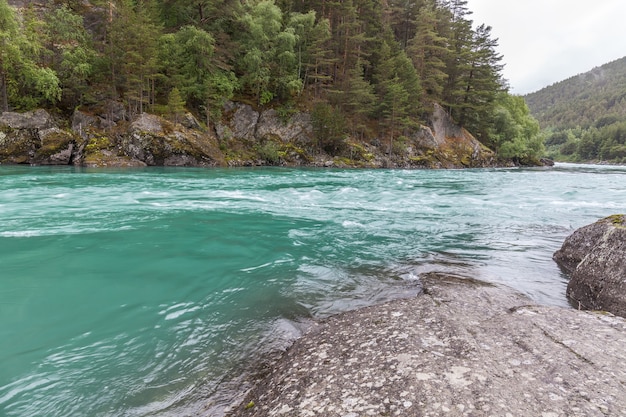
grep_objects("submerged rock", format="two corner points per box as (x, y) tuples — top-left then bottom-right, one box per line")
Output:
(554, 215), (626, 316)
(229, 274), (626, 416)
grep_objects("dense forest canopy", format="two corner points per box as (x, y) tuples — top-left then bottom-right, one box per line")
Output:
(0, 0), (544, 163)
(525, 56), (626, 163)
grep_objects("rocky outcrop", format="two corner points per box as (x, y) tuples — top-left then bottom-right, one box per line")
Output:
(117, 113), (223, 166)
(216, 102), (313, 145)
(0, 109), (79, 165)
(1, 102), (506, 168)
(256, 109), (312, 144)
(229, 274), (626, 417)
(406, 104), (496, 168)
(36, 128), (77, 165)
(554, 215), (626, 316)
(216, 102), (260, 142)
(0, 109), (56, 130)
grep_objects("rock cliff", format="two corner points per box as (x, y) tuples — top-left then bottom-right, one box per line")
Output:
(554, 215), (626, 317)
(0, 103), (503, 168)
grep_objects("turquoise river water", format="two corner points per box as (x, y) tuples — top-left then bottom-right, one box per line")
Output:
(1, 164), (625, 416)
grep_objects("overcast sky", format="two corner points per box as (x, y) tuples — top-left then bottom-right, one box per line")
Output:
(465, 0), (626, 95)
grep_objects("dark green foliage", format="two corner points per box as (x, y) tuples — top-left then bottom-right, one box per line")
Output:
(257, 141), (282, 165)
(167, 87), (186, 123)
(3, 0), (510, 152)
(545, 120), (626, 163)
(406, 2), (449, 113)
(545, 131), (569, 146)
(0, 0), (61, 111)
(559, 141), (578, 156)
(311, 102), (347, 155)
(489, 92), (544, 164)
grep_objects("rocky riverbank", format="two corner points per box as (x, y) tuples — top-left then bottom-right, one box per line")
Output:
(0, 103), (513, 169)
(226, 217), (626, 416)
(227, 273), (626, 417)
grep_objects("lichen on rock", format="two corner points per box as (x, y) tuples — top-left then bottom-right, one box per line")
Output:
(554, 214), (626, 316)
(228, 274), (626, 417)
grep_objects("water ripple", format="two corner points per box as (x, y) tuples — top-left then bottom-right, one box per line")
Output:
(1, 164), (626, 416)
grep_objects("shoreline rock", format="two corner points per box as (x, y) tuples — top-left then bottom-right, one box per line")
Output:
(554, 214), (626, 317)
(228, 274), (626, 416)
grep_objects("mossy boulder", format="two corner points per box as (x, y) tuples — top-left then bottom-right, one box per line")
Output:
(35, 128), (78, 165)
(0, 110), (77, 165)
(554, 215), (626, 317)
(119, 113), (223, 166)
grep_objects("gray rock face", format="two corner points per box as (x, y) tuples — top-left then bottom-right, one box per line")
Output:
(554, 215), (626, 316)
(98, 100), (126, 124)
(229, 274), (626, 417)
(430, 103), (459, 147)
(71, 109), (116, 137)
(411, 125), (440, 149)
(130, 113), (164, 134)
(217, 102), (260, 141)
(216, 102), (313, 146)
(181, 112), (202, 130)
(256, 109), (312, 144)
(0, 113), (76, 165)
(71, 110), (98, 138)
(0, 109), (56, 130)
(117, 113), (220, 167)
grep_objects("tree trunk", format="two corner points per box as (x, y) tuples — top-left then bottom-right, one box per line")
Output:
(0, 71), (8, 113)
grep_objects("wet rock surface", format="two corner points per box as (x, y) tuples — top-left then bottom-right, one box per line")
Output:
(230, 274), (626, 417)
(554, 215), (626, 317)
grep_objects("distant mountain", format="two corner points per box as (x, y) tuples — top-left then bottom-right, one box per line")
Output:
(524, 57), (626, 163)
(524, 56), (626, 130)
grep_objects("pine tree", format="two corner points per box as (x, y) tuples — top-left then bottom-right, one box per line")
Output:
(236, 0), (283, 104)
(0, 0), (21, 111)
(406, 2), (450, 113)
(440, 0), (475, 119)
(456, 24), (505, 138)
(167, 87), (186, 124)
(339, 59), (376, 136)
(374, 41), (421, 154)
(302, 17), (334, 98)
(107, 0), (162, 117)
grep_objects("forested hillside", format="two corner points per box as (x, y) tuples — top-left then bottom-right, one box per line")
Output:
(0, 0), (544, 164)
(525, 56), (626, 163)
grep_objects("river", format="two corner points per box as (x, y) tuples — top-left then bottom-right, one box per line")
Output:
(1, 163), (625, 416)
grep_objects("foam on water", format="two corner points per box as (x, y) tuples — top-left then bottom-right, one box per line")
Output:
(1, 163), (625, 416)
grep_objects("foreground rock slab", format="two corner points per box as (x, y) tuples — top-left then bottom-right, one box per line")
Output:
(230, 274), (626, 417)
